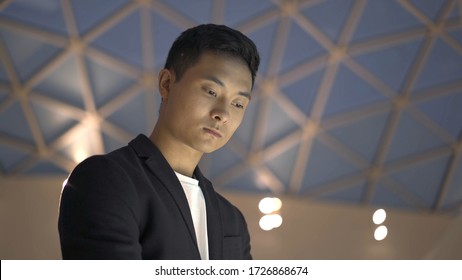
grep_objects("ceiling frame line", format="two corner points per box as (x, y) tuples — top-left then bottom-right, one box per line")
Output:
(85, 47), (142, 78)
(342, 57), (396, 99)
(0, 0), (13, 11)
(250, 15), (291, 152)
(321, 102), (391, 131)
(99, 119), (135, 147)
(317, 132), (370, 169)
(61, 0), (79, 38)
(278, 54), (327, 87)
(266, 15), (291, 77)
(406, 105), (457, 144)
(140, 6), (154, 71)
(0, 93), (14, 113)
(348, 27), (426, 57)
(382, 146), (452, 176)
(361, 25), (438, 204)
(0, 133), (34, 152)
(381, 176), (431, 212)
(301, 171), (366, 199)
(98, 82), (145, 119)
(433, 131), (462, 210)
(411, 80), (462, 103)
(337, 0), (367, 46)
(0, 35), (19, 91)
(0, 18), (69, 46)
(288, 62), (339, 194)
(82, 1), (139, 46)
(211, 0), (225, 24)
(149, 0), (196, 29)
(28, 91), (87, 121)
(236, 6), (281, 34)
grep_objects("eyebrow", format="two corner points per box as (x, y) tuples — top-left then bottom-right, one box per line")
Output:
(204, 76), (252, 101)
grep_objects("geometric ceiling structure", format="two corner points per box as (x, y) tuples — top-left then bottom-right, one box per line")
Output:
(0, 0), (461, 215)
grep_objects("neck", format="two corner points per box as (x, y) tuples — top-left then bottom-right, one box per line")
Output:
(149, 125), (203, 178)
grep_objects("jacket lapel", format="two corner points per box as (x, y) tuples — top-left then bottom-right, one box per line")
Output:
(129, 135), (200, 257)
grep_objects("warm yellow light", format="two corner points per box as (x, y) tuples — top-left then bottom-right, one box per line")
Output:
(73, 147), (88, 163)
(259, 214), (283, 231)
(258, 197), (282, 214)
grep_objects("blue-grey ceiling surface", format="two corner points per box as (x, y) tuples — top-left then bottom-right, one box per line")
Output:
(0, 0), (461, 214)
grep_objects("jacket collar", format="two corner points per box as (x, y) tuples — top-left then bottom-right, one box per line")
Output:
(128, 134), (223, 259)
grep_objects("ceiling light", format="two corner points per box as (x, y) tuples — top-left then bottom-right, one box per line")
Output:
(372, 209), (387, 224)
(258, 197), (282, 214)
(374, 225), (388, 241)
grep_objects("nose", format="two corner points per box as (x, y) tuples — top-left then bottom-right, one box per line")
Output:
(211, 102), (229, 124)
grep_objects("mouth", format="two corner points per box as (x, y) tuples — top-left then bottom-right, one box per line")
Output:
(203, 127), (222, 138)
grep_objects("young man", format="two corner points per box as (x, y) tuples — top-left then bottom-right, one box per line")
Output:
(58, 24), (260, 259)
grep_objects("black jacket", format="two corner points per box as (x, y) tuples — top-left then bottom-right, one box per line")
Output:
(58, 134), (251, 259)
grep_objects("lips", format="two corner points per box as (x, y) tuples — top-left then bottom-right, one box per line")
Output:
(203, 127), (222, 138)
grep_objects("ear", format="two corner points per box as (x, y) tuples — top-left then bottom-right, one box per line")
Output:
(158, 69), (174, 99)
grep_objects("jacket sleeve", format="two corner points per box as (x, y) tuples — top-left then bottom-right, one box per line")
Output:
(58, 156), (141, 259)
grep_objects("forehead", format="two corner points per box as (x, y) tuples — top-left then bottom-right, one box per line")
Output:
(184, 52), (252, 89)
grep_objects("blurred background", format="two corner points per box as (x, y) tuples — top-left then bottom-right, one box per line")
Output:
(0, 0), (461, 259)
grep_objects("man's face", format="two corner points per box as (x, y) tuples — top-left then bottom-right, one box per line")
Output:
(158, 52), (253, 154)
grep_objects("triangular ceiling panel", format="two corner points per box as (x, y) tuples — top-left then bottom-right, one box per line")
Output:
(0, 101), (34, 143)
(0, 90), (7, 103)
(280, 20), (326, 73)
(354, 37), (424, 92)
(409, 0), (446, 21)
(281, 68), (324, 117)
(415, 90), (462, 139)
(0, 144), (30, 172)
(34, 55), (85, 109)
(202, 145), (242, 179)
(224, 0), (276, 27)
(221, 169), (273, 194)
(446, 1), (460, 21)
(352, 0), (424, 42)
(301, 137), (362, 193)
(327, 111), (390, 163)
(371, 183), (415, 210)
(447, 28), (462, 46)
(0, 26), (62, 82)
(85, 55), (136, 108)
(247, 19), (279, 75)
(262, 99), (301, 148)
(151, 9), (184, 71)
(23, 160), (67, 175)
(234, 97), (260, 150)
(160, 0), (212, 23)
(0, 0), (68, 35)
(71, 0), (130, 35)
(387, 155), (450, 208)
(265, 141), (300, 188)
(441, 157), (462, 209)
(300, 0), (354, 43)
(106, 90), (148, 136)
(91, 9), (143, 68)
(385, 110), (446, 163)
(101, 131), (127, 154)
(323, 64), (389, 118)
(0, 60), (9, 82)
(29, 99), (79, 145)
(318, 181), (366, 204)
(413, 38), (462, 91)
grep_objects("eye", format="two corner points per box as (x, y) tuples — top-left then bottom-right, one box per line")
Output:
(206, 89), (217, 97)
(232, 102), (245, 109)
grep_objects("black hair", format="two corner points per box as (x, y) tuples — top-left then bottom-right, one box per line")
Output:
(164, 24), (260, 88)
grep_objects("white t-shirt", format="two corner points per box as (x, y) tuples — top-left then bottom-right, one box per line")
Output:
(174, 172), (209, 260)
